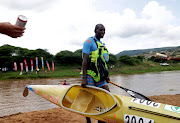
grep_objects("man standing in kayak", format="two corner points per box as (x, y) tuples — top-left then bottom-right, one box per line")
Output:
(81, 24), (110, 123)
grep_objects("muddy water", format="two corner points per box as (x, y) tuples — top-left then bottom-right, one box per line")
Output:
(0, 71), (180, 116)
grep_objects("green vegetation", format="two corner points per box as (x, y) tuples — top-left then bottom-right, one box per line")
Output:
(116, 46), (180, 57)
(1, 44), (180, 80)
(110, 62), (180, 75)
(0, 65), (82, 80)
(1, 61), (180, 80)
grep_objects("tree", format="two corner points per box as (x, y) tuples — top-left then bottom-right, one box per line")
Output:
(108, 54), (117, 65)
(0, 45), (15, 68)
(0, 45), (53, 70)
(54, 50), (74, 65)
(118, 55), (136, 66)
(54, 49), (83, 65)
(73, 49), (82, 65)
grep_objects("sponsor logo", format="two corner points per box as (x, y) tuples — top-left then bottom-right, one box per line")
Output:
(103, 117), (118, 123)
(95, 107), (109, 112)
(164, 104), (180, 113)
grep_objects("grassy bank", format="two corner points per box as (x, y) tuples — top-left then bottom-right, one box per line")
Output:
(0, 61), (180, 80)
(110, 61), (180, 75)
(0, 66), (81, 80)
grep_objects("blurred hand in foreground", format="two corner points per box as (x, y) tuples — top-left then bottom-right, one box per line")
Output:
(0, 22), (25, 38)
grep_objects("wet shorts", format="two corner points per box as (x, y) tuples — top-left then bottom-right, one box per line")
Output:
(81, 75), (107, 87)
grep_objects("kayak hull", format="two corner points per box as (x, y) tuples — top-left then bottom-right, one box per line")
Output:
(24, 84), (180, 123)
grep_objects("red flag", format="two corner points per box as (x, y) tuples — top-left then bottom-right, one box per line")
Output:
(46, 61), (51, 71)
(14, 62), (17, 71)
(52, 60), (54, 71)
(24, 59), (28, 72)
(20, 63), (23, 71)
(30, 59), (33, 71)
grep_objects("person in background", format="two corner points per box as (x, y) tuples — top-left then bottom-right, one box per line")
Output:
(0, 22), (25, 38)
(81, 24), (110, 123)
(63, 80), (67, 85)
(36, 68), (40, 74)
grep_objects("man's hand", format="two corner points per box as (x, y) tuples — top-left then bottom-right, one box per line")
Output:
(81, 79), (87, 88)
(0, 22), (26, 38)
(106, 77), (110, 83)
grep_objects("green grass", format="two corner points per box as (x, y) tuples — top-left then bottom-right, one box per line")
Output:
(109, 61), (180, 75)
(0, 65), (81, 80)
(1, 62), (180, 80)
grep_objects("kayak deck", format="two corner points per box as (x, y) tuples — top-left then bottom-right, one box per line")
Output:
(61, 85), (117, 115)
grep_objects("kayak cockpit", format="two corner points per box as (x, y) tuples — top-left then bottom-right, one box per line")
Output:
(61, 85), (117, 115)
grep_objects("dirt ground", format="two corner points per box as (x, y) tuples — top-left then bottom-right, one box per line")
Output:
(0, 95), (179, 123)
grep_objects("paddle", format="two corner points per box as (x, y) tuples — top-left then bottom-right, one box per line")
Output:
(108, 81), (151, 101)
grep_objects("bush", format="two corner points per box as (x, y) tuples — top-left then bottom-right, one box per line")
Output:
(118, 55), (138, 66)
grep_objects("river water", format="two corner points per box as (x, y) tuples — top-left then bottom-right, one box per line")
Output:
(0, 71), (180, 116)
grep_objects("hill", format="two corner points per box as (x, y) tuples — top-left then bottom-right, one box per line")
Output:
(116, 46), (180, 58)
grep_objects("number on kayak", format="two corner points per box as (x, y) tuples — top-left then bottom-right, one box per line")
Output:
(124, 114), (154, 123)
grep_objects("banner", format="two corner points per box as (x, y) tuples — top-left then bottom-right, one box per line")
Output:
(14, 62), (17, 71)
(24, 59), (28, 72)
(30, 59), (33, 71)
(52, 60), (54, 71)
(46, 61), (51, 71)
(41, 57), (44, 69)
(20, 62), (23, 71)
(36, 57), (39, 70)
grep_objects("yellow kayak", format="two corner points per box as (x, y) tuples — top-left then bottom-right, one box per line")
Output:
(23, 84), (180, 123)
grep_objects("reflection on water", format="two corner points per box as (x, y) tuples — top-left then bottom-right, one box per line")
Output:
(0, 71), (180, 116)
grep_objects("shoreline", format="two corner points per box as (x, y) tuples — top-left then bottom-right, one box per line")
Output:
(1, 64), (180, 80)
(0, 95), (179, 123)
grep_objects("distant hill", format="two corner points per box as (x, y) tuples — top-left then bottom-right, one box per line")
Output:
(116, 46), (180, 58)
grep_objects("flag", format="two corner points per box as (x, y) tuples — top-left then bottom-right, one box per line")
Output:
(41, 57), (44, 69)
(30, 59), (33, 71)
(24, 59), (28, 72)
(20, 63), (23, 71)
(46, 61), (51, 71)
(14, 62), (17, 71)
(36, 57), (39, 70)
(52, 60), (54, 71)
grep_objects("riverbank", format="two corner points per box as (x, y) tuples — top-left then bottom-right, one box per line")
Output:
(1, 62), (180, 80)
(0, 95), (179, 123)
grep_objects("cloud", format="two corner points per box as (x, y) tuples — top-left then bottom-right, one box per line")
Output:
(142, 1), (174, 24)
(0, 0), (180, 55)
(0, 0), (58, 11)
(104, 1), (180, 54)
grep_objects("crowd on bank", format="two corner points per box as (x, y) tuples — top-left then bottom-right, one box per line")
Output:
(0, 67), (9, 73)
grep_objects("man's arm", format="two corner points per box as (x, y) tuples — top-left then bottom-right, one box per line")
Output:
(0, 22), (25, 38)
(81, 53), (89, 88)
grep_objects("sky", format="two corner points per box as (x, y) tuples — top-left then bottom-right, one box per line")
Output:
(0, 0), (180, 55)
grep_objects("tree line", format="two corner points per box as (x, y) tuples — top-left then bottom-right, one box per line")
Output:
(0, 44), (117, 70)
(2, 44), (171, 71)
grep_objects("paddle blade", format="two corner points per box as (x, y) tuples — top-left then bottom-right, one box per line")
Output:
(126, 89), (150, 101)
(23, 87), (29, 97)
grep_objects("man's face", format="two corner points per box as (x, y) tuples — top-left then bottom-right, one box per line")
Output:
(95, 25), (105, 39)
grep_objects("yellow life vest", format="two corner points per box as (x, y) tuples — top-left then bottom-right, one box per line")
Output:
(86, 37), (109, 82)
